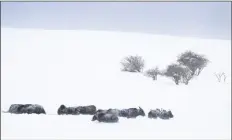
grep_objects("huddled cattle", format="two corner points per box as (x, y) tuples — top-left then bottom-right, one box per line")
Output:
(77, 105), (96, 115)
(148, 109), (173, 119)
(94, 107), (145, 119)
(92, 110), (119, 123)
(57, 105), (80, 115)
(119, 107), (145, 118)
(57, 105), (96, 115)
(8, 104), (46, 114)
(5, 104), (174, 123)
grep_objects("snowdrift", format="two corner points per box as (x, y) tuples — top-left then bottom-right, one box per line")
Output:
(1, 28), (231, 139)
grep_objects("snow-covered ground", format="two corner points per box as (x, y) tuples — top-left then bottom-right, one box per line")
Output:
(1, 28), (231, 139)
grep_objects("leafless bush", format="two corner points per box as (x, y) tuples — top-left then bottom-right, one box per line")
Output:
(164, 64), (193, 85)
(121, 55), (145, 72)
(177, 51), (209, 76)
(214, 72), (227, 82)
(180, 66), (193, 85)
(145, 67), (161, 80)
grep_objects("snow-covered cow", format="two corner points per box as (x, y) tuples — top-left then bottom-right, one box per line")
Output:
(92, 111), (119, 123)
(148, 109), (173, 119)
(8, 104), (46, 114)
(57, 105), (80, 115)
(119, 107), (145, 118)
(76, 105), (96, 115)
(57, 105), (96, 115)
(95, 107), (145, 118)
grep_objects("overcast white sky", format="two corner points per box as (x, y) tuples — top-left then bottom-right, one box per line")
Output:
(1, 2), (231, 40)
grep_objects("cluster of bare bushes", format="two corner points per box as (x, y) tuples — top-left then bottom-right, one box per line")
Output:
(121, 51), (210, 85)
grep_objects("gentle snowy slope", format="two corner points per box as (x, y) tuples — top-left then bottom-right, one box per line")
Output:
(1, 28), (231, 139)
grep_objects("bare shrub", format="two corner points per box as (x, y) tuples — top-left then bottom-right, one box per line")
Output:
(145, 67), (161, 80)
(214, 72), (227, 82)
(164, 64), (193, 85)
(121, 55), (145, 72)
(177, 51), (209, 76)
(180, 66), (193, 85)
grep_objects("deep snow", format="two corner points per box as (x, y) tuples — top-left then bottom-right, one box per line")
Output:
(1, 28), (231, 139)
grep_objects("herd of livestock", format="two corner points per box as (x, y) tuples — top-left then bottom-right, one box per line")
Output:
(5, 104), (174, 123)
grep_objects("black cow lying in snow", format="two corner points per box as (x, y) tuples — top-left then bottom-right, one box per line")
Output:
(8, 104), (46, 114)
(148, 109), (173, 119)
(77, 105), (96, 115)
(94, 107), (145, 119)
(57, 105), (96, 115)
(119, 107), (145, 118)
(92, 111), (119, 123)
(57, 105), (80, 115)
(91, 107), (145, 123)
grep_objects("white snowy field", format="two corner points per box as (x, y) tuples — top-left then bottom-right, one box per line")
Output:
(1, 28), (231, 139)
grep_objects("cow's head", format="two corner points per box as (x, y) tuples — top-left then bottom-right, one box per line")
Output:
(59, 105), (66, 110)
(139, 107), (145, 116)
(92, 114), (97, 121)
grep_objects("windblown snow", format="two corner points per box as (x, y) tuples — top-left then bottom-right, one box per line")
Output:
(1, 28), (231, 139)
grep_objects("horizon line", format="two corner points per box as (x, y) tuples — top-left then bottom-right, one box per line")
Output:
(2, 26), (231, 41)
